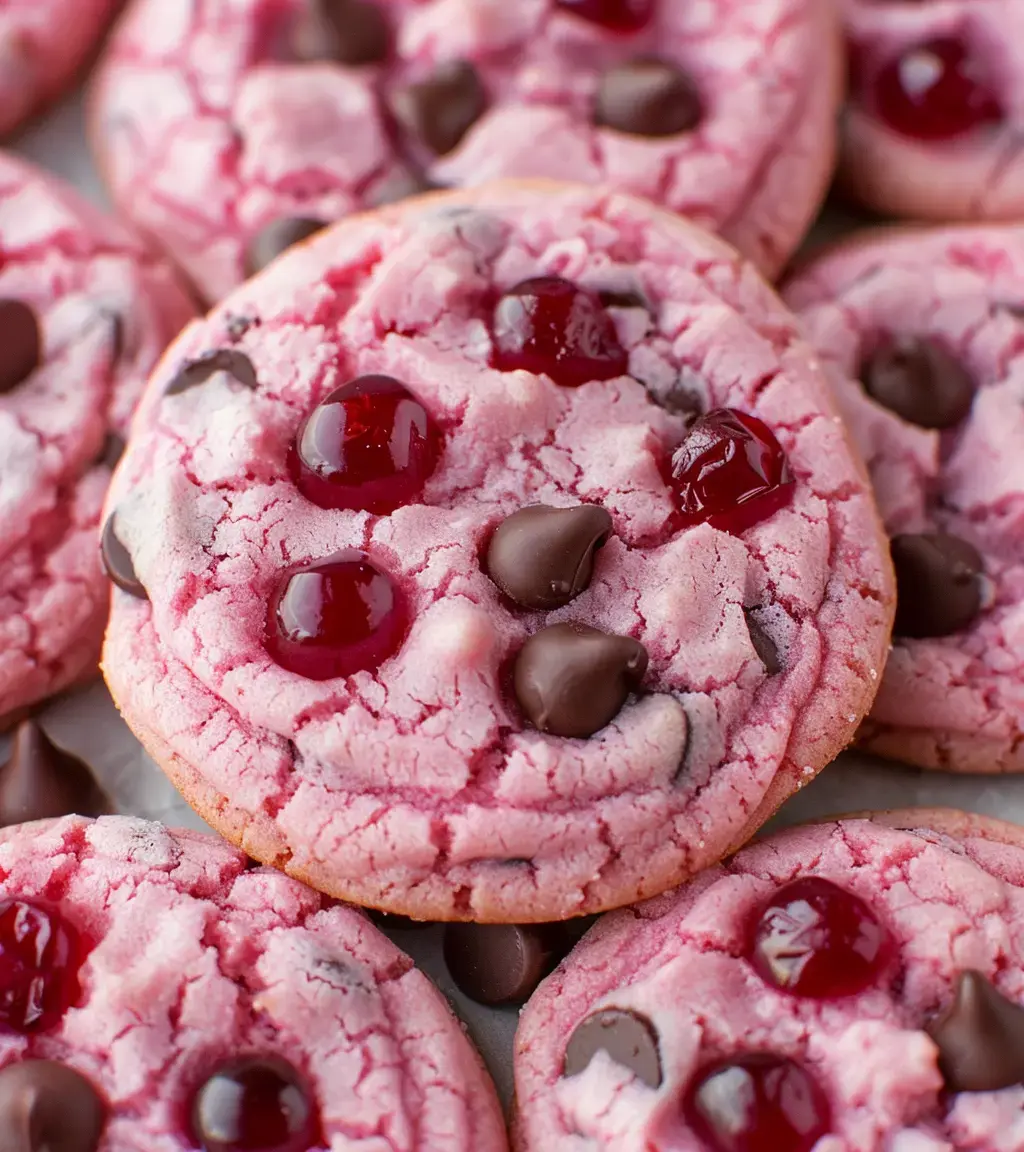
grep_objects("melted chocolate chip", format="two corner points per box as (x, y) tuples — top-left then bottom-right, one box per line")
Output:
(0, 721), (111, 827)
(595, 59), (702, 138)
(563, 1008), (662, 1088)
(745, 610), (781, 674)
(514, 622), (648, 739)
(165, 349), (258, 396)
(891, 532), (983, 639)
(443, 924), (581, 1006)
(486, 504), (613, 610)
(930, 971), (1024, 1092)
(0, 300), (41, 395)
(392, 61), (487, 155)
(292, 0), (390, 64)
(99, 433), (126, 470)
(0, 1059), (105, 1152)
(861, 337), (975, 429)
(245, 217), (328, 277)
(100, 514), (148, 600)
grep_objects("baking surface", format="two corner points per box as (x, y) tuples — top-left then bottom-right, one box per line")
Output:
(10, 88), (1024, 1109)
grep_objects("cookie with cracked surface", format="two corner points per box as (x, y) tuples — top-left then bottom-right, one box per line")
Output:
(839, 0), (1024, 222)
(0, 150), (194, 726)
(514, 809), (1024, 1152)
(101, 182), (893, 922)
(786, 226), (1024, 773)
(0, 813), (507, 1152)
(88, 0), (841, 302)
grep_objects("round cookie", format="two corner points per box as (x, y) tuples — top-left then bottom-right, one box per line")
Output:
(514, 809), (1024, 1152)
(100, 182), (893, 923)
(0, 150), (194, 726)
(785, 226), (1024, 773)
(839, 0), (1024, 221)
(0, 0), (119, 136)
(89, 0), (840, 302)
(0, 813), (507, 1152)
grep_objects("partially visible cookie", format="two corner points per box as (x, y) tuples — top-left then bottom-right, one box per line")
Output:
(89, 0), (840, 301)
(786, 226), (1024, 773)
(0, 814), (508, 1152)
(0, 150), (195, 725)
(514, 810), (1024, 1152)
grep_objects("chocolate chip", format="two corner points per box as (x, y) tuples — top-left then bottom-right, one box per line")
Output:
(891, 533), (983, 639)
(245, 217), (328, 277)
(595, 59), (702, 138)
(392, 61), (487, 155)
(563, 1008), (662, 1088)
(861, 337), (975, 430)
(745, 610), (781, 674)
(514, 622), (648, 739)
(486, 504), (613, 611)
(0, 299), (41, 395)
(0, 721), (111, 828)
(99, 433), (126, 470)
(443, 924), (576, 1006)
(100, 513), (148, 600)
(930, 971), (1024, 1092)
(0, 1059), (106, 1152)
(165, 349), (258, 396)
(292, 0), (390, 64)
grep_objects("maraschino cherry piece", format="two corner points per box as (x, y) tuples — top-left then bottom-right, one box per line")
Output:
(0, 900), (84, 1033)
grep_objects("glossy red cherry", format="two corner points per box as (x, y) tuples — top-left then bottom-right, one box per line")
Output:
(191, 1056), (319, 1152)
(749, 878), (891, 999)
(265, 551), (407, 680)
(491, 276), (628, 388)
(0, 900), (83, 1033)
(686, 1055), (831, 1152)
(554, 0), (655, 33)
(869, 38), (1003, 142)
(670, 408), (793, 534)
(290, 375), (443, 514)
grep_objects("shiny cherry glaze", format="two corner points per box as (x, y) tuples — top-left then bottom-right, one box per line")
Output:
(554, 0), (655, 32)
(670, 408), (793, 534)
(869, 38), (1003, 141)
(265, 551), (407, 680)
(191, 1056), (319, 1152)
(0, 900), (83, 1033)
(290, 375), (443, 514)
(491, 276), (629, 388)
(686, 1055), (832, 1152)
(748, 878), (891, 999)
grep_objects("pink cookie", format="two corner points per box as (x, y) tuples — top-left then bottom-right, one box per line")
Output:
(0, 0), (119, 136)
(101, 183), (893, 922)
(0, 814), (507, 1152)
(0, 150), (194, 726)
(786, 226), (1024, 774)
(515, 809), (1024, 1152)
(88, 0), (840, 303)
(839, 1), (1024, 222)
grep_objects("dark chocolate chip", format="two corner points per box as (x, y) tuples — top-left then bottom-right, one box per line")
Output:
(99, 433), (126, 470)
(514, 622), (648, 739)
(165, 349), (258, 396)
(100, 513), (148, 600)
(0, 1059), (106, 1152)
(0, 721), (111, 828)
(0, 299), (41, 395)
(292, 0), (390, 64)
(861, 337), (975, 430)
(392, 61), (487, 156)
(245, 217), (328, 278)
(486, 504), (613, 610)
(563, 1008), (662, 1088)
(891, 532), (983, 639)
(443, 924), (579, 1006)
(744, 610), (781, 674)
(930, 971), (1024, 1092)
(595, 59), (702, 138)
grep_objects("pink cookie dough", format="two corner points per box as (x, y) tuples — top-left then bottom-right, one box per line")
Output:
(839, 0), (1024, 222)
(88, 0), (841, 303)
(0, 150), (194, 726)
(785, 226), (1024, 773)
(0, 814), (507, 1152)
(515, 809), (1024, 1152)
(0, 0), (119, 136)
(100, 182), (893, 923)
